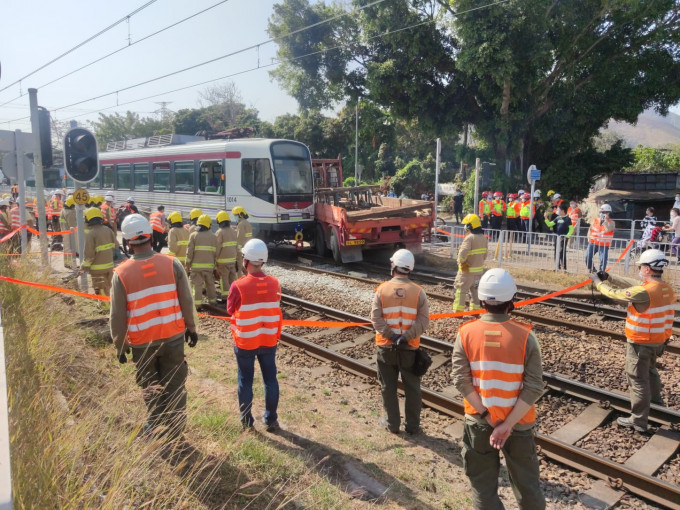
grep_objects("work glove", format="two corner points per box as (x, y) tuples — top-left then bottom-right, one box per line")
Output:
(185, 329), (198, 348)
(118, 347), (131, 364)
(393, 335), (408, 347)
(596, 271), (609, 282)
(589, 272), (602, 285)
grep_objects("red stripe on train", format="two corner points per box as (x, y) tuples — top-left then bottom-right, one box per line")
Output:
(100, 151), (242, 165)
(278, 201), (312, 210)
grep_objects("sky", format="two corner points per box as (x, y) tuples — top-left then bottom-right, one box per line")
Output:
(0, 0), (302, 132)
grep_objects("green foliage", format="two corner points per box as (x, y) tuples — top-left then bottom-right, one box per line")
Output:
(342, 176), (356, 187)
(624, 145), (680, 172)
(93, 112), (171, 146)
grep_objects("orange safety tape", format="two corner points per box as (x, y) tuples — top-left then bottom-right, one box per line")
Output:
(436, 228), (465, 238)
(0, 227), (22, 243)
(0, 274), (110, 301)
(26, 225), (77, 236)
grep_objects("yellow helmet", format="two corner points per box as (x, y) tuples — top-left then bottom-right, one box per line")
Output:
(547, 190), (555, 197)
(84, 207), (104, 223)
(197, 214), (212, 229)
(1, 193), (9, 199)
(190, 208), (203, 220)
(216, 210), (230, 224)
(64, 196), (76, 207)
(167, 211), (182, 224)
(93, 195), (105, 205)
(462, 213), (482, 230)
(232, 205), (246, 216)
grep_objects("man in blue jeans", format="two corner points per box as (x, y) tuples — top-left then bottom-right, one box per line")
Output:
(585, 203), (615, 272)
(227, 239), (283, 431)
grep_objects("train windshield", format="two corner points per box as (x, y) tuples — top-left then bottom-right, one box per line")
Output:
(270, 142), (313, 195)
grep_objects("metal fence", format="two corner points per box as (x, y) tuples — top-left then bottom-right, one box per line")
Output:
(428, 225), (680, 291)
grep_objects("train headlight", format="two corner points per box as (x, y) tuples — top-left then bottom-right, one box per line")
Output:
(280, 213), (290, 221)
(302, 213), (310, 219)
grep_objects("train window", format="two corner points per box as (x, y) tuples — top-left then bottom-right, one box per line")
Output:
(116, 164), (131, 190)
(152, 162), (170, 192)
(134, 163), (150, 191)
(270, 141), (313, 194)
(175, 161), (195, 193)
(102, 166), (114, 189)
(241, 159), (274, 203)
(199, 160), (224, 195)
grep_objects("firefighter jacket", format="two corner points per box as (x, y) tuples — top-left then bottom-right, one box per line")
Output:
(82, 224), (118, 272)
(588, 217), (614, 246)
(229, 273), (282, 349)
(101, 203), (116, 232)
(0, 211), (10, 235)
(10, 205), (20, 230)
(168, 226), (190, 263)
(60, 207), (77, 232)
(186, 230), (217, 271)
(457, 232), (488, 274)
(236, 218), (253, 249)
(110, 251), (195, 351)
(597, 275), (676, 344)
(491, 199), (506, 217)
(215, 226), (238, 265)
(371, 276), (429, 349)
(149, 211), (165, 233)
(454, 314), (542, 428)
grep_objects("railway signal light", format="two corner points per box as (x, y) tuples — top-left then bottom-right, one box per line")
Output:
(64, 128), (99, 183)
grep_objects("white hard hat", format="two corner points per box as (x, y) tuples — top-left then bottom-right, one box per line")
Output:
(478, 268), (517, 304)
(553, 193), (561, 199)
(639, 249), (669, 270)
(126, 196), (135, 203)
(600, 203), (612, 213)
(390, 248), (415, 272)
(518, 189), (525, 195)
(533, 191), (541, 198)
(242, 239), (268, 263)
(104, 193), (114, 201)
(121, 214), (152, 244)
(535, 189), (542, 195)
(0, 199), (9, 207)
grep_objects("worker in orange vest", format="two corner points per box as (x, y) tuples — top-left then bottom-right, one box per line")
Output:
(590, 250), (676, 433)
(110, 214), (198, 440)
(101, 193), (117, 234)
(50, 191), (64, 244)
(149, 205), (167, 253)
(567, 199), (582, 239)
(370, 249), (430, 435)
(9, 199), (21, 253)
(478, 191), (491, 229)
(452, 268), (545, 509)
(585, 203), (615, 272)
(227, 239), (282, 431)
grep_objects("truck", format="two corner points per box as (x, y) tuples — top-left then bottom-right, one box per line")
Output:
(312, 157), (434, 263)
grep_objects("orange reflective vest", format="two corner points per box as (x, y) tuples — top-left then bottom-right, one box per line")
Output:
(478, 199), (490, 216)
(491, 199), (506, 216)
(588, 218), (613, 246)
(375, 279), (422, 349)
(459, 318), (536, 425)
(51, 198), (62, 218)
(567, 206), (581, 225)
(149, 211), (164, 233)
(230, 274), (282, 349)
(10, 205), (20, 230)
(625, 280), (676, 343)
(115, 254), (186, 345)
(101, 203), (113, 225)
(45, 201), (53, 220)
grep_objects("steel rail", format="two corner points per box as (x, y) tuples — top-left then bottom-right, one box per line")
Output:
(278, 330), (680, 510)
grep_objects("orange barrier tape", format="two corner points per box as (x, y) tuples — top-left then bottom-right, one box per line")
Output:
(0, 274), (110, 301)
(436, 227), (466, 239)
(0, 227), (22, 243)
(26, 226), (76, 236)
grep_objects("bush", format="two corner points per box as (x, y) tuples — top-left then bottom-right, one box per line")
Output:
(342, 176), (356, 187)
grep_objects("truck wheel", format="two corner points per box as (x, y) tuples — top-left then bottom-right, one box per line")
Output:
(315, 225), (330, 257)
(330, 230), (342, 264)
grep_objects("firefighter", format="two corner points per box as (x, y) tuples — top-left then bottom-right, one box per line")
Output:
(215, 210), (238, 300)
(187, 208), (203, 235)
(489, 191), (506, 232)
(585, 203), (615, 272)
(370, 249), (429, 434)
(233, 206), (252, 275)
(60, 196), (77, 268)
(80, 207), (119, 299)
(227, 238), (282, 431)
(110, 213), (198, 440)
(477, 191), (491, 229)
(167, 211), (189, 264)
(0, 198), (11, 245)
(590, 250), (677, 433)
(149, 205), (167, 253)
(50, 191), (64, 245)
(186, 214), (218, 306)
(101, 193), (117, 233)
(452, 268), (546, 510)
(453, 214), (488, 312)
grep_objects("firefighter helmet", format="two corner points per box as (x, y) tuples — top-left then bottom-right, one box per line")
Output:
(462, 213), (482, 230)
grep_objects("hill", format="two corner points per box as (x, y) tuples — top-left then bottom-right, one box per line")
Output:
(604, 109), (680, 148)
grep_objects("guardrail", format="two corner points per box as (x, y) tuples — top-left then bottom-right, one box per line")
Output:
(0, 307), (12, 509)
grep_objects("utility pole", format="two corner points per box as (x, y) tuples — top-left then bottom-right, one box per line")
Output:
(474, 158), (480, 213)
(434, 138), (441, 224)
(14, 130), (28, 255)
(354, 100), (359, 186)
(28, 89), (48, 267)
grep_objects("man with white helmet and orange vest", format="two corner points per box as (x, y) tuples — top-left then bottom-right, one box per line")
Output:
(370, 249), (430, 435)
(110, 214), (197, 439)
(452, 268), (545, 509)
(101, 193), (117, 233)
(585, 203), (615, 272)
(227, 238), (282, 431)
(590, 250), (677, 433)
(149, 205), (167, 253)
(453, 214), (488, 312)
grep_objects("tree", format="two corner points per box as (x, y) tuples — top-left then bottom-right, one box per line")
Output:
(93, 112), (169, 146)
(624, 146), (680, 173)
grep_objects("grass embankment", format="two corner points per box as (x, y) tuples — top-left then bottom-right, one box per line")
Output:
(0, 260), (352, 509)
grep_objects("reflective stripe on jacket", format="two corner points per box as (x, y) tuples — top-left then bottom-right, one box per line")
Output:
(457, 232), (488, 274)
(10, 205), (20, 229)
(567, 206), (581, 225)
(231, 274), (282, 349)
(149, 211), (164, 233)
(625, 280), (676, 343)
(50, 198), (62, 217)
(236, 219), (253, 249)
(459, 318), (536, 425)
(82, 224), (117, 271)
(375, 279), (423, 349)
(519, 201), (534, 220)
(168, 227), (190, 263)
(115, 253), (186, 345)
(478, 200), (490, 216)
(186, 230), (217, 270)
(216, 226), (238, 264)
(588, 218), (613, 246)
(491, 199), (506, 216)
(506, 202), (519, 218)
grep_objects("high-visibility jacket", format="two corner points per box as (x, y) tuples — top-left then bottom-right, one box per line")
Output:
(115, 253), (186, 345)
(588, 218), (614, 246)
(230, 273), (282, 349)
(457, 232), (488, 274)
(11, 185), (18, 195)
(375, 279), (423, 349)
(506, 201), (520, 218)
(215, 226), (238, 265)
(552, 198), (563, 212)
(491, 199), (506, 217)
(459, 318), (536, 425)
(101, 203), (116, 232)
(45, 201), (53, 221)
(478, 199), (490, 217)
(236, 219), (252, 249)
(519, 201), (535, 220)
(10, 204), (20, 230)
(149, 211), (165, 233)
(82, 224), (117, 272)
(168, 226), (190, 263)
(625, 280), (676, 343)
(186, 230), (217, 270)
(50, 198), (62, 218)
(567, 206), (581, 225)
(0, 211), (9, 235)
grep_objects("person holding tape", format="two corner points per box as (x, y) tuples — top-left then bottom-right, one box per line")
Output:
(452, 268), (545, 509)
(110, 214), (198, 440)
(453, 214), (488, 312)
(590, 249), (677, 433)
(371, 249), (430, 435)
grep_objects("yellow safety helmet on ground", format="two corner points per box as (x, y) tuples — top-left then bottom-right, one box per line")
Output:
(462, 213), (482, 230)
(64, 196), (76, 207)
(190, 208), (203, 221)
(197, 214), (212, 229)
(216, 210), (230, 224)
(167, 211), (182, 224)
(84, 207), (104, 223)
(232, 205), (246, 216)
